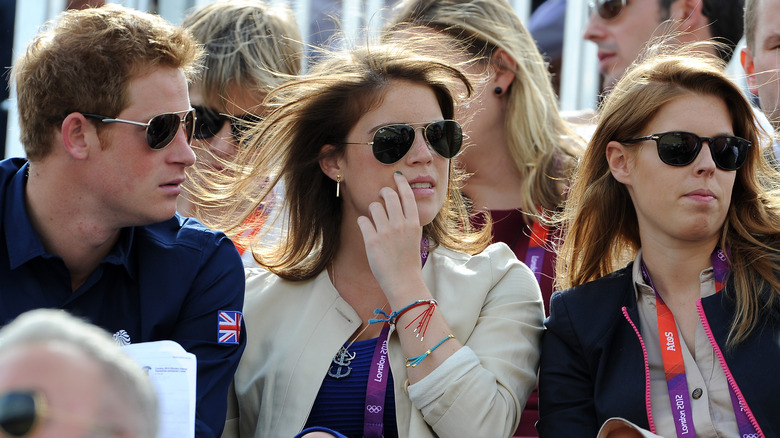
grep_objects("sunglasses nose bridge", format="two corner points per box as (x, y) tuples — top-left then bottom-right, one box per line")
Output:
(690, 137), (720, 169)
(406, 126), (435, 161)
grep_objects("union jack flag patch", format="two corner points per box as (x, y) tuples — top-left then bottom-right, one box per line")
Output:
(218, 310), (242, 345)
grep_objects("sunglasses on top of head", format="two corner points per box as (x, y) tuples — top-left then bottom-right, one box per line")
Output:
(83, 108), (195, 150)
(588, 0), (627, 20)
(343, 120), (463, 165)
(192, 105), (262, 144)
(0, 390), (115, 437)
(621, 131), (752, 171)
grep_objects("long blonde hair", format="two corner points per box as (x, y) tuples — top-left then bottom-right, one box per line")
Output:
(387, 0), (583, 219)
(557, 42), (780, 345)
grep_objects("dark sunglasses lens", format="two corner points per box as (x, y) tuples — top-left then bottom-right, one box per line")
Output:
(193, 106), (226, 140)
(598, 0), (624, 19)
(229, 114), (262, 143)
(183, 110), (195, 144)
(712, 136), (750, 170)
(658, 132), (699, 166)
(425, 120), (462, 159)
(146, 113), (181, 150)
(0, 392), (36, 436)
(372, 124), (416, 164)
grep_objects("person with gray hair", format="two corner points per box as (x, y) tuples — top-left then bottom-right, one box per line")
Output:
(0, 309), (158, 437)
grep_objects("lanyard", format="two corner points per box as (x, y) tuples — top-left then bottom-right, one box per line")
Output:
(364, 324), (390, 438)
(362, 237), (430, 438)
(525, 221), (549, 284)
(642, 248), (757, 438)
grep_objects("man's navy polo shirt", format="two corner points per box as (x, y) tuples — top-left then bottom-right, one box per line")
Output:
(0, 157), (246, 437)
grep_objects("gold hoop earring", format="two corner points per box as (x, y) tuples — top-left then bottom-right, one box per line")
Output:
(336, 174), (341, 198)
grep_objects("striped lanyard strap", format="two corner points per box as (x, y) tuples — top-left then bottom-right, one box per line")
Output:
(642, 247), (757, 438)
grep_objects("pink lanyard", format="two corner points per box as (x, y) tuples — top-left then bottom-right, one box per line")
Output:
(641, 248), (757, 437)
(363, 237), (430, 438)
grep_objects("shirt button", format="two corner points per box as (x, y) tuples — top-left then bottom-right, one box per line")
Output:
(692, 388), (703, 399)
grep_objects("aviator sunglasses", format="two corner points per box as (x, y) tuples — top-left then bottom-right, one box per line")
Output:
(83, 108), (195, 150)
(343, 120), (463, 165)
(622, 131), (752, 171)
(193, 105), (262, 143)
(588, 0), (627, 20)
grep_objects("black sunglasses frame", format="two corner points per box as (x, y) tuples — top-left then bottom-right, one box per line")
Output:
(622, 131), (752, 171)
(83, 109), (195, 150)
(343, 120), (463, 165)
(192, 105), (261, 144)
(588, 0), (627, 20)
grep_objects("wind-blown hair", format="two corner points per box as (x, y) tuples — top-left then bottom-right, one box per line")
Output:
(0, 309), (159, 438)
(182, 0), (303, 111)
(556, 42), (780, 346)
(11, 4), (202, 161)
(201, 41), (491, 280)
(387, 0), (582, 221)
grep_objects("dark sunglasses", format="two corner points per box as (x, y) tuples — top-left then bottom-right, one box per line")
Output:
(192, 105), (261, 143)
(84, 109), (195, 150)
(343, 120), (463, 165)
(622, 131), (751, 171)
(0, 390), (116, 437)
(588, 0), (627, 20)
(0, 391), (46, 436)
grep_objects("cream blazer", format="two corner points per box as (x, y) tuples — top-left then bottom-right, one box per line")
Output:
(222, 243), (544, 438)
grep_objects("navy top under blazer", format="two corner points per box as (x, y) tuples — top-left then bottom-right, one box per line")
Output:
(538, 263), (780, 437)
(0, 157), (247, 437)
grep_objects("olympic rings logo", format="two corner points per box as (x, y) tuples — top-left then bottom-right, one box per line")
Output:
(366, 405), (383, 414)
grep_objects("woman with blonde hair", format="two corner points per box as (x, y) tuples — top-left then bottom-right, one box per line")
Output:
(387, 2), (583, 434)
(213, 40), (544, 438)
(179, 0), (302, 261)
(388, 0), (583, 309)
(539, 43), (780, 437)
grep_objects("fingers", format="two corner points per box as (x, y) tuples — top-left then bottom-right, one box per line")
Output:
(393, 171), (420, 227)
(357, 171), (421, 240)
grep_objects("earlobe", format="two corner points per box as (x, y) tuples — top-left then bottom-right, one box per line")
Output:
(318, 144), (342, 181)
(61, 113), (93, 160)
(606, 140), (632, 184)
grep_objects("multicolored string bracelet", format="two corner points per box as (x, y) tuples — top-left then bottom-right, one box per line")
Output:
(406, 334), (454, 367)
(369, 299), (437, 340)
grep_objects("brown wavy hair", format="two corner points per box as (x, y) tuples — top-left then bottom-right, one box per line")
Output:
(556, 41), (780, 346)
(200, 41), (492, 280)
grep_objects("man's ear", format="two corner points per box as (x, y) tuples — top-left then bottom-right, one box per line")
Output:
(318, 144), (342, 181)
(606, 140), (632, 185)
(60, 113), (95, 160)
(741, 47), (759, 96)
(671, 0), (707, 31)
(490, 48), (517, 95)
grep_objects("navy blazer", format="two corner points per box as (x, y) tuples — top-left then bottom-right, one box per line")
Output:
(538, 263), (780, 437)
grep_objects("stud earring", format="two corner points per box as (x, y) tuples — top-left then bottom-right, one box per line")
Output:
(494, 86), (502, 95)
(336, 174), (341, 198)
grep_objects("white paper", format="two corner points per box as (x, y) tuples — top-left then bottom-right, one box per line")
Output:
(123, 340), (197, 438)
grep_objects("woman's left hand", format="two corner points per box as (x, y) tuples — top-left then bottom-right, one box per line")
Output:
(357, 172), (426, 302)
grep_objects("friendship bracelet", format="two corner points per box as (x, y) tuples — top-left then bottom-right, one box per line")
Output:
(368, 299), (437, 330)
(406, 334), (454, 368)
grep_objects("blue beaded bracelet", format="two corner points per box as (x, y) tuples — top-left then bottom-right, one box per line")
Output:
(405, 334), (454, 367)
